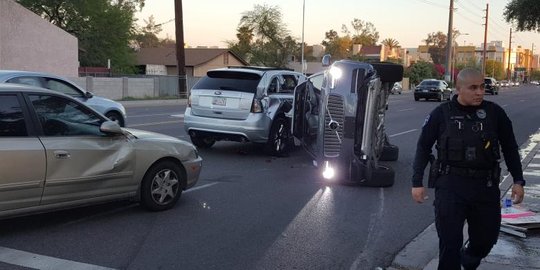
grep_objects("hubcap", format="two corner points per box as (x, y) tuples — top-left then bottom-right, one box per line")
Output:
(274, 123), (285, 152)
(150, 169), (179, 205)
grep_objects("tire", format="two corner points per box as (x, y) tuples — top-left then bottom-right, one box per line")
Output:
(140, 161), (183, 211)
(105, 111), (125, 127)
(190, 134), (215, 149)
(414, 97), (419, 101)
(379, 144), (399, 161)
(265, 117), (292, 156)
(358, 164), (395, 187)
(438, 93), (443, 102)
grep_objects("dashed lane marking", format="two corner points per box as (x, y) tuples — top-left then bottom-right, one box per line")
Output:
(128, 120), (183, 127)
(398, 108), (415, 112)
(389, 129), (418, 137)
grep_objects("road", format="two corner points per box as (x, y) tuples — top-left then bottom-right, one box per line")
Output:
(1, 85), (539, 270)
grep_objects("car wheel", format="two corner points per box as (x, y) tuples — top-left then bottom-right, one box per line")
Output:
(358, 164), (395, 187)
(265, 117), (292, 156)
(190, 134), (215, 149)
(105, 111), (125, 127)
(140, 160), (183, 211)
(414, 97), (419, 101)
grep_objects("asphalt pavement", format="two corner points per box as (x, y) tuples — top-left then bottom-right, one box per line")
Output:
(389, 128), (540, 270)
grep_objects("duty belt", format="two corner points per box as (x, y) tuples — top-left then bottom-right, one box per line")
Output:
(441, 165), (495, 179)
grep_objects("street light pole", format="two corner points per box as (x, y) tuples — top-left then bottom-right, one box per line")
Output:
(444, 0), (454, 82)
(301, 0), (306, 74)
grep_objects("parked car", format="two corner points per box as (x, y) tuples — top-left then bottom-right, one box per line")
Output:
(391, 82), (402, 94)
(0, 70), (127, 126)
(484, 77), (499, 95)
(292, 58), (403, 187)
(0, 83), (202, 219)
(414, 79), (452, 101)
(184, 66), (306, 156)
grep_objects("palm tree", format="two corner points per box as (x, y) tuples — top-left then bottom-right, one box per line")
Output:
(381, 38), (400, 59)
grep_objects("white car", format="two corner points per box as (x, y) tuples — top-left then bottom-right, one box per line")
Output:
(0, 83), (202, 219)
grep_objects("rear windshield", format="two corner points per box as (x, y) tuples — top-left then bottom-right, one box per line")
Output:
(484, 78), (493, 84)
(193, 71), (262, 93)
(419, 81), (439, 86)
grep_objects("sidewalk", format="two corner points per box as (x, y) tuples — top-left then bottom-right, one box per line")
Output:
(390, 129), (540, 270)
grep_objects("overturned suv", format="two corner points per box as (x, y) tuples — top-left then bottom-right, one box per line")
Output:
(292, 57), (403, 187)
(184, 67), (306, 156)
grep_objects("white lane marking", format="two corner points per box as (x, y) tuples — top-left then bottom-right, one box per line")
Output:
(128, 113), (183, 118)
(528, 163), (540, 168)
(523, 170), (540, 177)
(502, 104), (508, 107)
(170, 114), (184, 118)
(398, 108), (415, 112)
(389, 129), (418, 137)
(185, 182), (219, 193)
(0, 247), (115, 270)
(128, 120), (183, 127)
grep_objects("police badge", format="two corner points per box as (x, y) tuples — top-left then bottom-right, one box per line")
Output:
(476, 109), (486, 119)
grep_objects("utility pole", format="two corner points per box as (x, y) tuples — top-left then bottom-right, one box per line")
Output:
(175, 0), (187, 97)
(507, 28), (513, 81)
(301, 0), (306, 74)
(482, 4), (489, 76)
(445, 0), (454, 82)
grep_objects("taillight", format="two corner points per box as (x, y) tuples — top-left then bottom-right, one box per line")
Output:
(251, 98), (263, 113)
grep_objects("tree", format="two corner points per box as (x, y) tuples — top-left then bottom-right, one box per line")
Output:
(485, 60), (505, 80)
(504, 0), (540, 31)
(17, 0), (145, 73)
(228, 4), (296, 67)
(321, 19), (379, 60)
(382, 38), (400, 50)
(133, 15), (162, 49)
(406, 61), (438, 85)
(423, 31), (447, 65)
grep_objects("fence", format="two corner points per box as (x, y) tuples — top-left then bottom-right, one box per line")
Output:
(68, 75), (201, 100)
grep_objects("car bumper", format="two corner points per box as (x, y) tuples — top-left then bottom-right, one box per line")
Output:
(184, 108), (272, 143)
(414, 91), (441, 99)
(183, 156), (203, 190)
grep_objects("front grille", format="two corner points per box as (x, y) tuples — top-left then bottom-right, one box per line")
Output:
(324, 95), (345, 157)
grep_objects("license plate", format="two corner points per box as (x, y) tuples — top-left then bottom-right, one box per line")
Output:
(423, 90), (428, 92)
(212, 97), (226, 106)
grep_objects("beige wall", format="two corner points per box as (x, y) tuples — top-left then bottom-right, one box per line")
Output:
(0, 0), (78, 77)
(193, 53), (245, 77)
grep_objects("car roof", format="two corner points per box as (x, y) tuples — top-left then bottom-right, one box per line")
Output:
(0, 70), (65, 80)
(209, 66), (301, 76)
(0, 82), (62, 94)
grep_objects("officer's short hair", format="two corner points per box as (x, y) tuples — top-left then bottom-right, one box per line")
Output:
(456, 68), (482, 88)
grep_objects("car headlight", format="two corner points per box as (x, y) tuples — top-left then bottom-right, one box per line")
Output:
(322, 160), (336, 180)
(329, 66), (342, 89)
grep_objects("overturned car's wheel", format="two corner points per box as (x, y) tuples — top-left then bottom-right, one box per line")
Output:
(141, 161), (184, 211)
(190, 134), (215, 149)
(265, 117), (292, 157)
(379, 144), (399, 161)
(358, 165), (395, 187)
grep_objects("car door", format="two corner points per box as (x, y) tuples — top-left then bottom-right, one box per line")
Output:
(26, 93), (136, 205)
(0, 93), (46, 212)
(292, 74), (323, 156)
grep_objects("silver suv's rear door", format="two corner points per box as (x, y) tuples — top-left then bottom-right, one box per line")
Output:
(190, 71), (261, 120)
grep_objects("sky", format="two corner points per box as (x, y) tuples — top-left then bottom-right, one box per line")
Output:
(135, 0), (540, 51)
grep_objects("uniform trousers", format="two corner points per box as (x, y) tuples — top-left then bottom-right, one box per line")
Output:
(433, 174), (501, 270)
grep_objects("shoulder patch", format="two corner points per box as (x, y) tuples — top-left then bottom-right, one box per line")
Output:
(422, 114), (431, 127)
(476, 109), (486, 119)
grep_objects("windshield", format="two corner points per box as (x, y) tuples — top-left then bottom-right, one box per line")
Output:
(419, 81), (439, 86)
(193, 71), (262, 93)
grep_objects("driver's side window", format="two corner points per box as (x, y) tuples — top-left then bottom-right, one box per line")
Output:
(44, 78), (83, 97)
(29, 95), (104, 136)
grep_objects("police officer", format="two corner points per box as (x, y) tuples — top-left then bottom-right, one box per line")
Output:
(411, 68), (525, 270)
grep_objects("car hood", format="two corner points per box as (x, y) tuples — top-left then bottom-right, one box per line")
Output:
(122, 128), (198, 159)
(123, 128), (184, 143)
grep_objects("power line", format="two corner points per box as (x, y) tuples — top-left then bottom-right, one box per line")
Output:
(459, 0), (484, 11)
(409, 0), (447, 9)
(455, 0), (482, 18)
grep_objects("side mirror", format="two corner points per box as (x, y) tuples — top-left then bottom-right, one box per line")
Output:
(322, 54), (332, 67)
(85, 92), (94, 99)
(100, 120), (123, 134)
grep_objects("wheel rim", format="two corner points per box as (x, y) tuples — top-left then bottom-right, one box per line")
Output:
(150, 169), (180, 205)
(106, 113), (121, 126)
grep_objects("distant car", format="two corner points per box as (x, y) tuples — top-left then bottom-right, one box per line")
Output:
(0, 83), (202, 219)
(391, 82), (402, 94)
(184, 66), (306, 156)
(414, 79), (452, 101)
(0, 70), (127, 126)
(484, 77), (499, 95)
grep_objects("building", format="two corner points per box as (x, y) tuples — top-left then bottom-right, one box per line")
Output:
(0, 0), (78, 77)
(135, 47), (248, 77)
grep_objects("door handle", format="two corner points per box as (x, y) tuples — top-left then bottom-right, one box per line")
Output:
(54, 150), (71, 159)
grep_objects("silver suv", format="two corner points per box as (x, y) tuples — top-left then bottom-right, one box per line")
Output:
(184, 67), (306, 156)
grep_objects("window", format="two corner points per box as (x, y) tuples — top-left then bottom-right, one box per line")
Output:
(280, 75), (298, 92)
(6, 77), (44, 88)
(268, 77), (279, 93)
(43, 78), (83, 97)
(0, 95), (27, 137)
(29, 95), (104, 136)
(193, 71), (261, 93)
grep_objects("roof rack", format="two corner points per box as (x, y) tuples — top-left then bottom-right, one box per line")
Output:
(227, 66), (294, 71)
